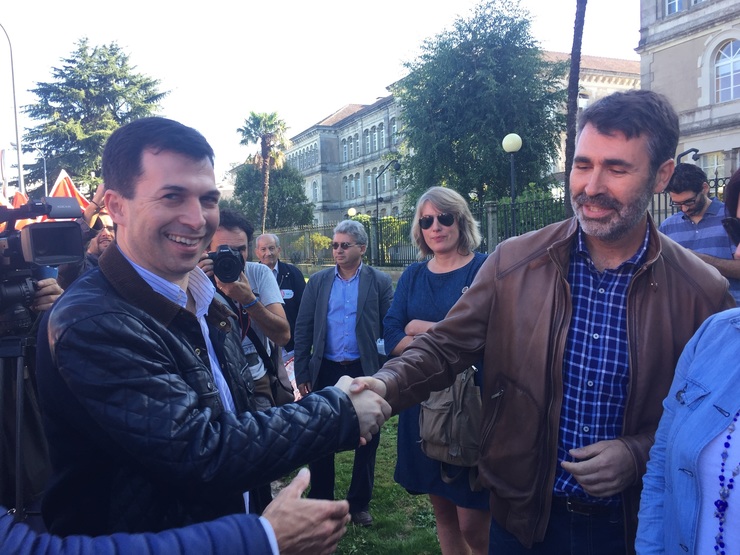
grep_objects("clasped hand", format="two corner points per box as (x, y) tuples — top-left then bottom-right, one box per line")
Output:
(560, 439), (636, 497)
(333, 376), (391, 446)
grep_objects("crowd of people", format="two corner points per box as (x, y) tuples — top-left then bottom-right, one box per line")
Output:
(3, 88), (739, 555)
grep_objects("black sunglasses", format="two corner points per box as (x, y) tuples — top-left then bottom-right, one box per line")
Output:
(331, 242), (357, 250)
(419, 213), (455, 230)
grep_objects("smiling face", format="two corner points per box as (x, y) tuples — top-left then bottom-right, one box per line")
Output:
(419, 201), (460, 256)
(105, 149), (219, 288)
(87, 214), (115, 256)
(569, 123), (673, 244)
(256, 235), (280, 269)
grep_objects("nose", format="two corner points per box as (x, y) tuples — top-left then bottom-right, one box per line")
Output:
(180, 197), (208, 229)
(582, 166), (607, 197)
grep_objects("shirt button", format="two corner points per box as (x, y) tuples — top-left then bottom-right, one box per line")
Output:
(583, 426), (590, 433)
(598, 288), (605, 294)
(219, 321), (227, 327)
(587, 380), (594, 387)
(593, 333), (599, 339)
(194, 348), (201, 356)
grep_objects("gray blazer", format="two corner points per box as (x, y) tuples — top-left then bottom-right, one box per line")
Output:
(293, 264), (394, 387)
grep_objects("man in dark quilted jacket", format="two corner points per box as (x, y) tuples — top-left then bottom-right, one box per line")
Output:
(34, 117), (390, 549)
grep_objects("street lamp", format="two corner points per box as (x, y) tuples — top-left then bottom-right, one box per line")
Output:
(374, 159), (400, 264)
(346, 207), (357, 218)
(676, 148), (700, 164)
(34, 148), (48, 197)
(502, 133), (522, 236)
(0, 22), (25, 195)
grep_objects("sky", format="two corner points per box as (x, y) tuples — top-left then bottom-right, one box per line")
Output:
(0, 0), (640, 185)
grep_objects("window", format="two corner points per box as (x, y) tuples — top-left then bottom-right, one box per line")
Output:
(349, 137), (354, 160)
(344, 179), (349, 199)
(371, 126), (378, 152)
(342, 140), (347, 162)
(365, 170), (372, 197)
(313, 181), (318, 202)
(379, 123), (385, 150)
(381, 172), (387, 193)
(357, 174), (363, 197)
(716, 40), (740, 103)
(700, 152), (725, 180)
(350, 176), (356, 199)
(391, 118), (398, 145)
(364, 130), (370, 154)
(666, 0), (682, 14)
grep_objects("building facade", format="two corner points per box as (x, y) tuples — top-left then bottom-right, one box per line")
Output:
(637, 0), (740, 178)
(287, 96), (402, 224)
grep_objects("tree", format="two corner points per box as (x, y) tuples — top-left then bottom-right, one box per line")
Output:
(22, 38), (166, 195)
(393, 0), (567, 217)
(563, 0), (588, 218)
(224, 163), (313, 229)
(237, 112), (291, 234)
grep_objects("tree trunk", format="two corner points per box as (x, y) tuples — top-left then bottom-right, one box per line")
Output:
(563, 0), (587, 218)
(260, 139), (271, 234)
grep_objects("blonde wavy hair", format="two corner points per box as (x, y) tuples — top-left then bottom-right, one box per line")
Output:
(411, 186), (482, 260)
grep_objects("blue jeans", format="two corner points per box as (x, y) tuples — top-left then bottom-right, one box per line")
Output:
(488, 500), (625, 555)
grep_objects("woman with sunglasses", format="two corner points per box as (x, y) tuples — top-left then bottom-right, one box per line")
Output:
(383, 186), (490, 555)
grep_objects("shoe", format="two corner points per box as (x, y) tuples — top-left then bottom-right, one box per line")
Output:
(350, 510), (373, 527)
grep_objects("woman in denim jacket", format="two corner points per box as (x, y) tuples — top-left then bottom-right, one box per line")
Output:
(636, 308), (740, 554)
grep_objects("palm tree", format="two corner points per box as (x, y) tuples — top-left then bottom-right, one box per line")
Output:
(563, 0), (587, 218)
(237, 112), (291, 233)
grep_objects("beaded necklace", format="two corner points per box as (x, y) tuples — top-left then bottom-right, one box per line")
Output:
(715, 410), (740, 555)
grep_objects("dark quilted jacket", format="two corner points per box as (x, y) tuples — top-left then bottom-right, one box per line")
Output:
(35, 243), (361, 536)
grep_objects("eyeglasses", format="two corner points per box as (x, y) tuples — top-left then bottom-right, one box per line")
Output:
(669, 193), (700, 208)
(331, 242), (358, 250)
(419, 213), (455, 230)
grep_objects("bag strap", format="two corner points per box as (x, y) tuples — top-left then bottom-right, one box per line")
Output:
(245, 326), (275, 375)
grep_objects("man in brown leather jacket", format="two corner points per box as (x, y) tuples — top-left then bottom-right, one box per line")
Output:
(354, 90), (735, 554)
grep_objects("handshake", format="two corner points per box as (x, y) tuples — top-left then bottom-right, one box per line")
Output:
(333, 376), (390, 445)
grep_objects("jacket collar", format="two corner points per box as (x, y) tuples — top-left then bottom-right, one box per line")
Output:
(98, 242), (235, 329)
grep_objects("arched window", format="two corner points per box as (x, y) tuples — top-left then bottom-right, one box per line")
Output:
(371, 126), (378, 152)
(378, 123), (385, 150)
(716, 40), (740, 103)
(357, 173), (363, 197)
(364, 130), (370, 154)
(349, 137), (354, 160)
(365, 170), (372, 197)
(391, 118), (398, 145)
(350, 176), (356, 199)
(381, 172), (387, 193)
(391, 206), (399, 217)
(313, 181), (319, 202)
(344, 177), (349, 200)
(342, 139), (347, 162)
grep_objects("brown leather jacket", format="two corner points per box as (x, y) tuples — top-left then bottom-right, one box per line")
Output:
(375, 216), (734, 551)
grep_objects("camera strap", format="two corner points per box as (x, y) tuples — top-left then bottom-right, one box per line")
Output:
(245, 326), (275, 375)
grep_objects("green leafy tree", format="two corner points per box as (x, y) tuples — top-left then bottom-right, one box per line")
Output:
(237, 112), (291, 234)
(563, 0), (588, 218)
(293, 232), (333, 264)
(226, 163), (313, 229)
(393, 0), (567, 218)
(22, 38), (166, 195)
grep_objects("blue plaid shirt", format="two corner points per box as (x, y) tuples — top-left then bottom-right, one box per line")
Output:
(553, 225), (650, 504)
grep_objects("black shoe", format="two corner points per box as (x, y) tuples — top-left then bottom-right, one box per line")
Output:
(350, 510), (373, 527)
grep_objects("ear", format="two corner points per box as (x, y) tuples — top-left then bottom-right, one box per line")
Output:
(104, 189), (126, 226)
(653, 159), (675, 194)
(359, 244), (367, 256)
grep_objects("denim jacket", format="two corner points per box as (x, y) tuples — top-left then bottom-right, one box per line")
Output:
(636, 308), (740, 553)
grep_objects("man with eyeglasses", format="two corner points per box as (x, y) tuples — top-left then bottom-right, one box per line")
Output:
(659, 162), (740, 303)
(294, 219), (394, 527)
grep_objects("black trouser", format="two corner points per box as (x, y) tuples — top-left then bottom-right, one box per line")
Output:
(307, 358), (380, 513)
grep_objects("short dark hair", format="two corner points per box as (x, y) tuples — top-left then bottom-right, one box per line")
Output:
(666, 163), (708, 194)
(102, 117), (215, 199)
(218, 207), (254, 243)
(725, 168), (740, 219)
(578, 90), (679, 177)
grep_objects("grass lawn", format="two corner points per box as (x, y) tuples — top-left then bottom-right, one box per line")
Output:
(291, 415), (442, 554)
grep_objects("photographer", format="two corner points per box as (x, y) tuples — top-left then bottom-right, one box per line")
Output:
(198, 208), (289, 412)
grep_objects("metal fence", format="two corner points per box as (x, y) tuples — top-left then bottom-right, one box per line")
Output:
(268, 176), (730, 268)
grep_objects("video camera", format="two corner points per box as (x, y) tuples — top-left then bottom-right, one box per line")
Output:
(0, 197), (84, 336)
(207, 244), (244, 283)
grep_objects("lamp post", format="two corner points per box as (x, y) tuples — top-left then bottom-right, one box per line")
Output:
(502, 133), (522, 236)
(374, 159), (400, 265)
(346, 207), (357, 218)
(34, 148), (48, 197)
(0, 22), (25, 195)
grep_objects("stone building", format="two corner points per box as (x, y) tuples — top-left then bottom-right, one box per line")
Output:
(638, 0), (740, 178)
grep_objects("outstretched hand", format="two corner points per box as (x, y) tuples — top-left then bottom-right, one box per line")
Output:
(263, 468), (350, 555)
(560, 439), (635, 497)
(334, 375), (391, 446)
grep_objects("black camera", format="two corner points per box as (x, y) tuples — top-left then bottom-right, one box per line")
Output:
(207, 244), (244, 283)
(0, 197), (84, 335)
